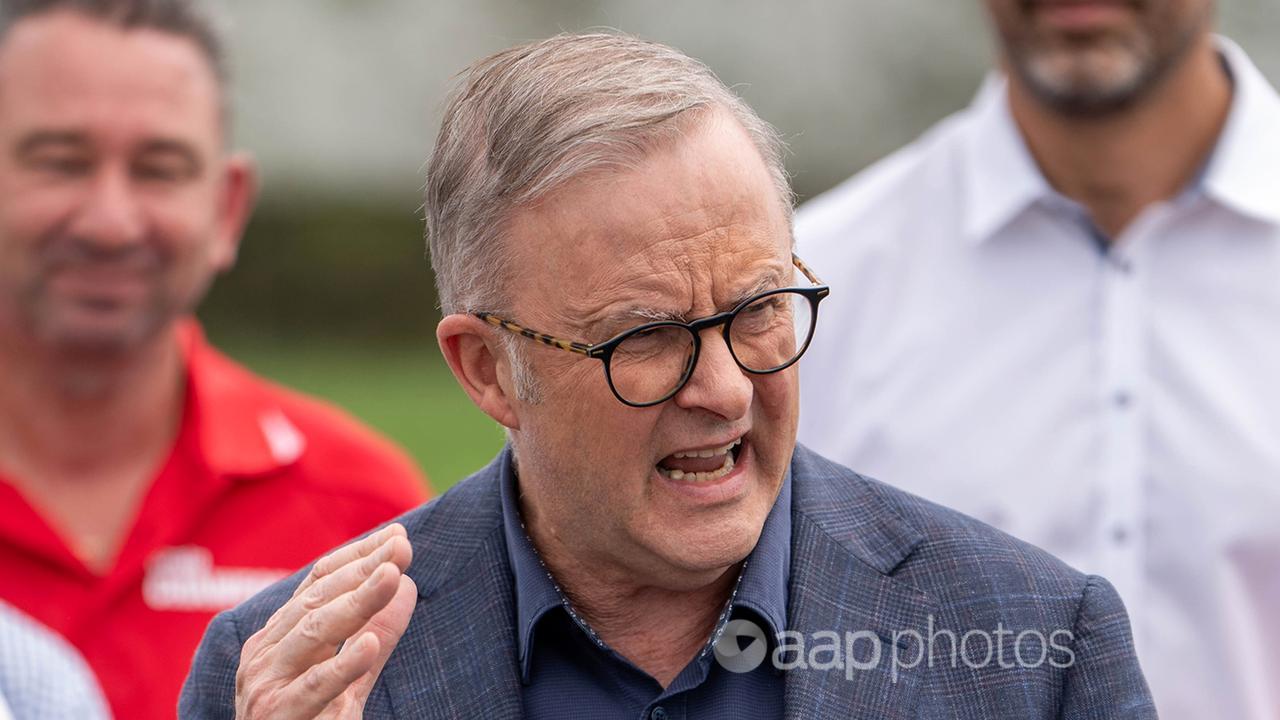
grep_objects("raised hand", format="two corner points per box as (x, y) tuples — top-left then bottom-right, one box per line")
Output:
(233, 523), (417, 719)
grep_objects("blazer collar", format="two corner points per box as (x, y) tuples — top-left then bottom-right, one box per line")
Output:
(379, 448), (523, 719)
(782, 445), (936, 719)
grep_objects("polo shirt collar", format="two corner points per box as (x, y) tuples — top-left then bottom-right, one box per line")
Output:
(1200, 37), (1280, 227)
(500, 446), (792, 684)
(178, 319), (306, 479)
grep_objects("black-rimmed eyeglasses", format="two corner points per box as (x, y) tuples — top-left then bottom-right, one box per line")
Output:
(475, 254), (830, 407)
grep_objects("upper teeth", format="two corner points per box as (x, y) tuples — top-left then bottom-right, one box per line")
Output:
(671, 438), (742, 459)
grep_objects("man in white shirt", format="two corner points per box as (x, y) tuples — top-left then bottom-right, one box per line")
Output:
(796, 1), (1280, 718)
(0, 601), (110, 720)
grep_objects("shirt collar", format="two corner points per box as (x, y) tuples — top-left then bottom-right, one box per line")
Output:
(499, 451), (568, 683)
(500, 448), (792, 683)
(961, 36), (1280, 244)
(1200, 36), (1280, 227)
(178, 319), (307, 479)
(729, 467), (791, 642)
(960, 73), (1055, 245)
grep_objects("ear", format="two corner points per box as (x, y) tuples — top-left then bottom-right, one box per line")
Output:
(437, 314), (521, 430)
(210, 151), (259, 272)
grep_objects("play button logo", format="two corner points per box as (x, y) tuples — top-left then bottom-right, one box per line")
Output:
(714, 619), (769, 673)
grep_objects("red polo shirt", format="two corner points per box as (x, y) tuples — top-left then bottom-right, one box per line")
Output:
(0, 321), (430, 719)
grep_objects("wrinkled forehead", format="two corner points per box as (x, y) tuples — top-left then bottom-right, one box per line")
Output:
(504, 112), (792, 333)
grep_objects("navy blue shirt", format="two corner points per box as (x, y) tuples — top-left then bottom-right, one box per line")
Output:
(500, 459), (790, 720)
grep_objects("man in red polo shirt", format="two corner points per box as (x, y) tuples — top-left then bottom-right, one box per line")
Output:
(0, 1), (430, 717)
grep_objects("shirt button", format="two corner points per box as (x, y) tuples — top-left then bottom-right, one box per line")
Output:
(1111, 525), (1130, 545)
(1112, 390), (1133, 409)
(1110, 255), (1134, 274)
(650, 707), (669, 720)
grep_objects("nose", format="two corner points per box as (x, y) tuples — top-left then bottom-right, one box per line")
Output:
(671, 328), (753, 420)
(66, 164), (146, 249)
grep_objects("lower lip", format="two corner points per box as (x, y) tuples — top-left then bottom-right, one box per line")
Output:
(654, 441), (752, 504)
(1034, 1), (1134, 31)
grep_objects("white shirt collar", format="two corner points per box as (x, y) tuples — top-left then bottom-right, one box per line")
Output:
(961, 35), (1280, 245)
(960, 73), (1055, 244)
(1200, 36), (1280, 226)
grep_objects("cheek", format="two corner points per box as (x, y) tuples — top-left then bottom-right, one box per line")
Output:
(1158, 0), (1209, 38)
(515, 392), (663, 537)
(754, 367), (799, 426)
(984, 0), (1022, 34)
(750, 369), (800, 472)
(0, 188), (75, 293)
(532, 355), (661, 460)
(0, 182), (76, 245)
(148, 189), (217, 240)
(144, 192), (227, 274)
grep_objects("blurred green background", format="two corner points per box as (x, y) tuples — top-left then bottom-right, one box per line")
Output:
(208, 331), (506, 494)
(198, 0), (1279, 494)
(197, 196), (506, 493)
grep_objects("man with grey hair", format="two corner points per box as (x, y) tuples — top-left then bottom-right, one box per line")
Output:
(0, 1), (428, 717)
(796, 1), (1280, 718)
(182, 33), (1154, 719)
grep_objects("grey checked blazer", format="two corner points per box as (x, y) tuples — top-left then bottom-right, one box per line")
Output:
(180, 445), (1156, 718)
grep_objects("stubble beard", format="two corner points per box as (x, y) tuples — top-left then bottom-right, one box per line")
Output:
(1008, 15), (1206, 118)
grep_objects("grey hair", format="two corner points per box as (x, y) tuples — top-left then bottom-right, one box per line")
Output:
(0, 0), (228, 85)
(425, 32), (794, 320)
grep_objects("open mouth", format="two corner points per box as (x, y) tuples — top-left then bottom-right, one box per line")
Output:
(656, 437), (744, 483)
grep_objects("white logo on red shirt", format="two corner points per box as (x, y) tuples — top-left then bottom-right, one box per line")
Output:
(142, 546), (290, 612)
(259, 409), (306, 465)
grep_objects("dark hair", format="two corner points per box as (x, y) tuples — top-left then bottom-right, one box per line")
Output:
(0, 0), (227, 83)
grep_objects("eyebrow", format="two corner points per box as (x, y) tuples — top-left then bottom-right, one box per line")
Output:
(13, 131), (204, 172)
(136, 139), (204, 174)
(588, 268), (789, 338)
(728, 270), (786, 308)
(13, 130), (89, 158)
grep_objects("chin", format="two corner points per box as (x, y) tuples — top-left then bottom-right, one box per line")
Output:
(1022, 52), (1149, 113)
(33, 313), (163, 355)
(1020, 35), (1156, 106)
(655, 517), (765, 578)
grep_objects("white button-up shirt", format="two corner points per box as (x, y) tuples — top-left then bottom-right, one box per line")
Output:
(0, 601), (109, 720)
(796, 37), (1280, 720)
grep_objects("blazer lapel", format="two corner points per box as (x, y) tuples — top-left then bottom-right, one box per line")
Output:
(373, 450), (525, 720)
(379, 527), (524, 719)
(782, 446), (937, 719)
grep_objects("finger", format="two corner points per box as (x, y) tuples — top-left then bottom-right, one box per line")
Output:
(348, 575), (418, 702)
(271, 561), (406, 676)
(280, 631), (382, 719)
(291, 524), (407, 599)
(257, 532), (412, 650)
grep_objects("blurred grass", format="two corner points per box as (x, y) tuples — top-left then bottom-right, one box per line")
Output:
(209, 333), (505, 495)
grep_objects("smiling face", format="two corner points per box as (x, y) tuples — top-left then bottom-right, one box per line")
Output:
(984, 0), (1214, 115)
(502, 110), (797, 589)
(0, 10), (250, 355)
